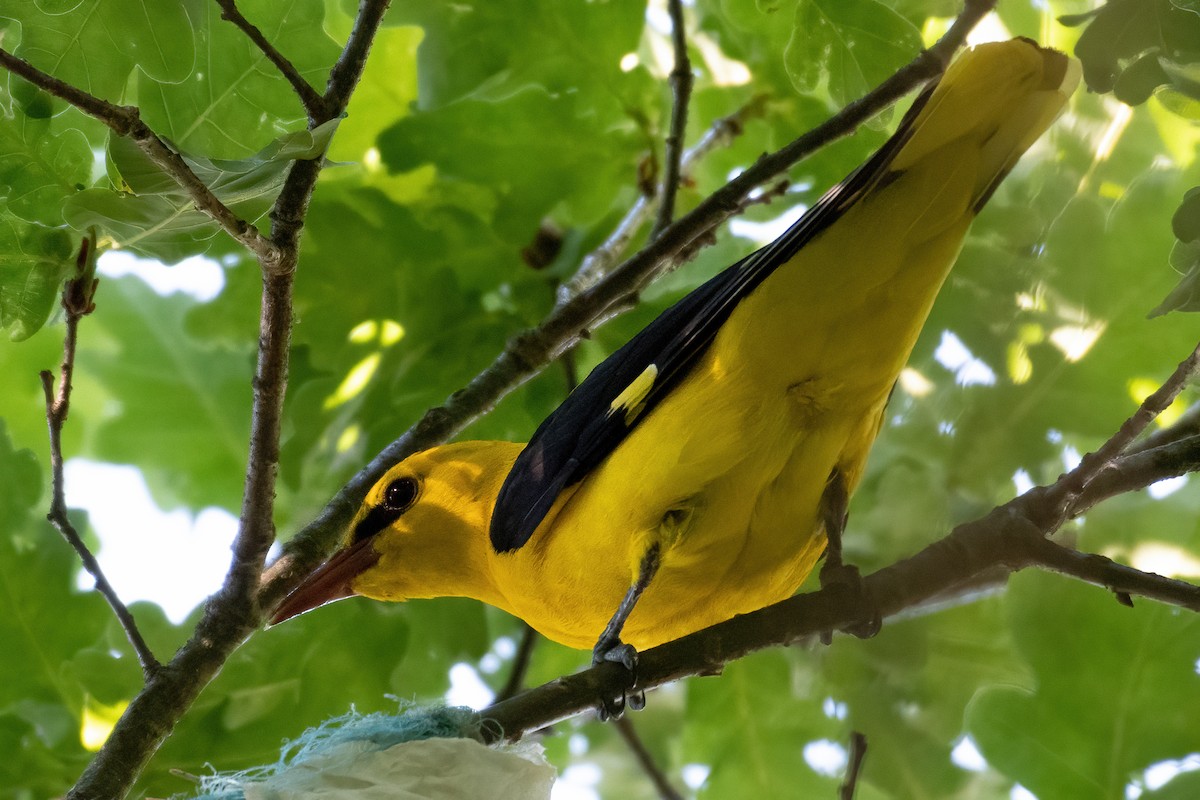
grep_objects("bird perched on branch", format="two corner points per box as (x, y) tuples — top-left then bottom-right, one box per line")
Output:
(274, 39), (1078, 712)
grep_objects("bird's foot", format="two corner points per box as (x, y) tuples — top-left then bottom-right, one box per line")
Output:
(592, 637), (645, 720)
(818, 560), (882, 643)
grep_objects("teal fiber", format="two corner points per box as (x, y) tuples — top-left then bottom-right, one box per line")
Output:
(182, 704), (476, 800)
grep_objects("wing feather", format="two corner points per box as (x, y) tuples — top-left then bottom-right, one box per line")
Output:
(488, 84), (936, 553)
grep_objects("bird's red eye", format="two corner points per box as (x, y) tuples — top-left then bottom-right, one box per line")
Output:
(383, 477), (419, 512)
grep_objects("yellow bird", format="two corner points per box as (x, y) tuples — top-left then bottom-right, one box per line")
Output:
(274, 39), (1078, 689)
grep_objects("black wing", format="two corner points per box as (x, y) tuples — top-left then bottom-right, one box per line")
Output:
(489, 87), (935, 553)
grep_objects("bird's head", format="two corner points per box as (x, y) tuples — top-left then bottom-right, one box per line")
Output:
(270, 440), (525, 624)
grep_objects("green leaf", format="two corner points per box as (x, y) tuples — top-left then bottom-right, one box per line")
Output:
(1157, 84), (1200, 120)
(62, 119), (339, 262)
(137, 0), (340, 159)
(326, 24), (423, 163)
(0, 419), (41, 525)
(0, 421), (147, 798)
(967, 573), (1200, 798)
(6, 0), (194, 104)
(1072, 0), (1200, 96)
(1149, 238), (1200, 316)
(1114, 52), (1171, 106)
(386, 0), (646, 110)
(0, 108), (91, 226)
(1161, 58), (1200, 103)
(818, 599), (1024, 798)
(0, 216), (74, 340)
(79, 277), (254, 510)
(378, 85), (643, 241)
(389, 598), (491, 697)
(1173, 187), (1200, 243)
(784, 0), (922, 108)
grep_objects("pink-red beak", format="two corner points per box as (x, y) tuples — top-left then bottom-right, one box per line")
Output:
(270, 537), (381, 625)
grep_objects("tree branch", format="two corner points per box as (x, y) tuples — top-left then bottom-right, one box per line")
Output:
(325, 0), (393, 118)
(1032, 340), (1200, 529)
(260, 0), (997, 608)
(213, 0), (327, 121)
(0, 48), (277, 263)
(1070, 434), (1200, 515)
(1022, 533), (1200, 611)
(65, 4), (394, 799)
(476, 494), (1200, 742)
(1127, 401), (1200, 455)
(650, 0), (694, 242)
(222, 0), (393, 607)
(41, 235), (160, 680)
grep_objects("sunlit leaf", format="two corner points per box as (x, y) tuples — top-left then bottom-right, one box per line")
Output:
(5, 0), (194, 103)
(0, 110), (90, 226)
(0, 215), (74, 340)
(784, 0), (922, 108)
(62, 120), (339, 261)
(137, 0), (339, 159)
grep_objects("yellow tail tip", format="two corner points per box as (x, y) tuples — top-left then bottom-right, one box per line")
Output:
(1029, 40), (1082, 95)
(889, 39), (1078, 197)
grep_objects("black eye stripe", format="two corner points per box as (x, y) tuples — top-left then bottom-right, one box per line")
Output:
(353, 504), (398, 543)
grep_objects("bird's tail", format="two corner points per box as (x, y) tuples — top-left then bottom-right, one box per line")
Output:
(891, 38), (1081, 214)
(730, 38), (1079, 402)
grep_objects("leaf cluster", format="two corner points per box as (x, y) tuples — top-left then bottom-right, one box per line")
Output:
(1, 0), (1199, 799)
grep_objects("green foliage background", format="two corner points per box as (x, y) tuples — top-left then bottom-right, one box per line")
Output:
(2, 0), (1200, 797)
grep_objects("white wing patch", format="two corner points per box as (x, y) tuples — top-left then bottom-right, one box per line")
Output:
(608, 364), (659, 425)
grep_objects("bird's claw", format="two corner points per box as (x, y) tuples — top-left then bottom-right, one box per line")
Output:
(593, 639), (642, 720)
(818, 561), (882, 643)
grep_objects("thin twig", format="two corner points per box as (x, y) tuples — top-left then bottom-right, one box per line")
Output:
(261, 1), (997, 607)
(839, 732), (868, 800)
(1021, 533), (1200, 611)
(495, 624), (540, 704)
(1037, 341), (1200, 527)
(1077, 341), (1200, 477)
(324, 0), (392, 118)
(614, 717), (685, 800)
(41, 236), (160, 680)
(1126, 401), (1200, 456)
(650, 0), (694, 242)
(561, 97), (765, 304)
(213, 0), (326, 120)
(0, 48), (277, 263)
(221, 269), (295, 605)
(1071, 434), (1200, 517)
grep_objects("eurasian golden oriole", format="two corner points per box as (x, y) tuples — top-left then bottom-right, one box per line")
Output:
(273, 40), (1078, 691)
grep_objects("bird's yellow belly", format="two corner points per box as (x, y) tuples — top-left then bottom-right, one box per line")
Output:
(496, 361), (886, 650)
